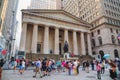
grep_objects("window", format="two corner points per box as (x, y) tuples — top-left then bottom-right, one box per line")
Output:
(92, 39), (96, 47)
(97, 30), (100, 34)
(116, 29), (118, 34)
(111, 35), (115, 44)
(110, 28), (113, 33)
(91, 32), (94, 37)
(98, 36), (102, 45)
(114, 49), (119, 58)
(118, 39), (120, 44)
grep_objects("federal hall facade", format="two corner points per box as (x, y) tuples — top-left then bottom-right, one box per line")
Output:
(20, 9), (92, 56)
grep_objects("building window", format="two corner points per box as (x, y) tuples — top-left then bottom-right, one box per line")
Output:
(91, 32), (94, 37)
(111, 35), (115, 44)
(116, 29), (118, 34)
(92, 39), (96, 47)
(114, 49), (119, 58)
(97, 30), (100, 34)
(118, 39), (120, 44)
(98, 36), (102, 45)
(110, 28), (113, 33)
(92, 51), (96, 55)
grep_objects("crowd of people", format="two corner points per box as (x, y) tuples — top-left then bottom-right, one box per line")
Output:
(0, 57), (120, 80)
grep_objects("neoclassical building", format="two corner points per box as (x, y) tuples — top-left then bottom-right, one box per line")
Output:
(20, 9), (92, 56)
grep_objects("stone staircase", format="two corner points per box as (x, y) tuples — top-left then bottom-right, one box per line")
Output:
(26, 53), (62, 60)
(26, 53), (93, 63)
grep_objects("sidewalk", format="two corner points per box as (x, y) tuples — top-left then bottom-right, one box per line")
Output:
(2, 68), (113, 80)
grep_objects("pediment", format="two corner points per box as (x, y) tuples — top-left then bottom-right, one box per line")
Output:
(22, 9), (91, 28)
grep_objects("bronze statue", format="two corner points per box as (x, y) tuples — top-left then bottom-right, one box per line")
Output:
(63, 41), (69, 53)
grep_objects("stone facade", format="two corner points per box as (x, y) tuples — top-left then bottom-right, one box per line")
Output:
(20, 9), (92, 56)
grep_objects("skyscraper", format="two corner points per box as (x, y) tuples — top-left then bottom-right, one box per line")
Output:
(29, 0), (57, 9)
(0, 0), (19, 58)
(57, 0), (79, 17)
(62, 0), (120, 59)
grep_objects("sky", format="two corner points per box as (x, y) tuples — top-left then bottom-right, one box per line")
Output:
(15, 0), (31, 48)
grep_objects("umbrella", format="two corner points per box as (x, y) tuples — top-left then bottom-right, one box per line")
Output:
(103, 54), (110, 58)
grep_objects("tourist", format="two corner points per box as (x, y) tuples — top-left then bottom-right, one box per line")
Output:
(33, 59), (41, 78)
(101, 60), (105, 74)
(19, 60), (23, 74)
(85, 61), (90, 73)
(41, 58), (47, 77)
(46, 59), (52, 76)
(96, 61), (101, 80)
(62, 60), (66, 72)
(22, 59), (25, 72)
(91, 60), (95, 70)
(56, 60), (61, 72)
(117, 60), (120, 79)
(73, 60), (78, 75)
(68, 61), (72, 75)
(13, 59), (17, 72)
(0, 59), (5, 80)
(76, 60), (80, 74)
(109, 61), (117, 80)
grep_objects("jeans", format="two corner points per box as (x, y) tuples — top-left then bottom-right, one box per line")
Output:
(97, 70), (101, 79)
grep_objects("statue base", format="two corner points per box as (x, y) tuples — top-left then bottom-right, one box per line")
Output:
(64, 53), (70, 59)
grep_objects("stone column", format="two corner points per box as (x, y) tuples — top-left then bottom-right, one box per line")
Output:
(54, 28), (59, 54)
(80, 32), (86, 55)
(64, 29), (69, 43)
(87, 33), (92, 56)
(43, 26), (49, 54)
(73, 31), (78, 55)
(20, 23), (27, 51)
(31, 24), (38, 53)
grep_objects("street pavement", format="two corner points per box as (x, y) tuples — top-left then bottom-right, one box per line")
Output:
(2, 68), (113, 80)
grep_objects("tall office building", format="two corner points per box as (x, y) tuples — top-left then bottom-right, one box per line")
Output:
(62, 0), (120, 59)
(29, 0), (57, 9)
(0, 0), (19, 58)
(0, 0), (9, 49)
(57, 0), (79, 17)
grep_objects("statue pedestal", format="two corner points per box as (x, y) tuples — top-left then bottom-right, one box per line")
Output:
(64, 53), (70, 59)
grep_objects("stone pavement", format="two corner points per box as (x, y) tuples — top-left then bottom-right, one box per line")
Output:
(2, 68), (113, 80)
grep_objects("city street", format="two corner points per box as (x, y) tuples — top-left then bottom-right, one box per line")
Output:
(2, 68), (112, 80)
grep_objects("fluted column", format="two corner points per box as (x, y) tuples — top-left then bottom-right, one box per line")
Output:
(54, 28), (59, 54)
(80, 32), (86, 55)
(43, 26), (49, 54)
(64, 29), (69, 43)
(20, 23), (27, 51)
(31, 24), (38, 53)
(87, 33), (92, 56)
(73, 31), (78, 55)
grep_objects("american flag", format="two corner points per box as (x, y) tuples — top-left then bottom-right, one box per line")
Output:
(117, 34), (120, 40)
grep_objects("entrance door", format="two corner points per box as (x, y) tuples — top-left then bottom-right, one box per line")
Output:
(59, 43), (62, 55)
(37, 44), (41, 53)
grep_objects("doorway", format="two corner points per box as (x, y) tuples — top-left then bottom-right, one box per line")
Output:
(59, 43), (62, 55)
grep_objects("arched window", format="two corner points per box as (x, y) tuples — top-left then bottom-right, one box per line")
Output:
(114, 49), (119, 58)
(98, 36), (102, 45)
(118, 39), (120, 44)
(111, 35), (115, 44)
(92, 39), (96, 47)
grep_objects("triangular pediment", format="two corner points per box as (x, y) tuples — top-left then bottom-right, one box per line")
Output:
(22, 9), (91, 28)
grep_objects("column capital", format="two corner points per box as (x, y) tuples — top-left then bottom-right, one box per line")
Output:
(45, 25), (50, 27)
